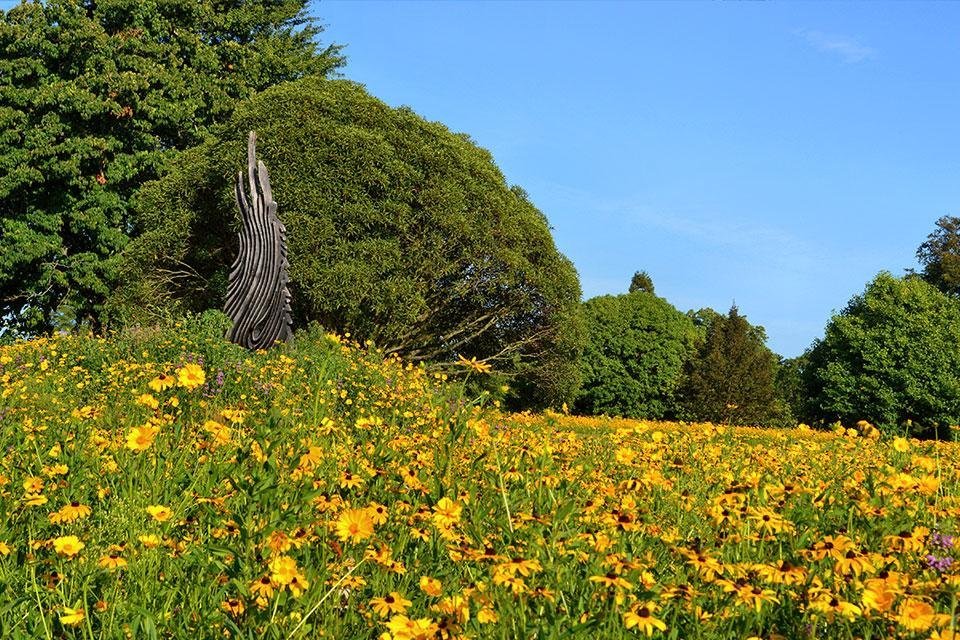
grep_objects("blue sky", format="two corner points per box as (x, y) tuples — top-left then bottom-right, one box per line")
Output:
(315, 1), (960, 357)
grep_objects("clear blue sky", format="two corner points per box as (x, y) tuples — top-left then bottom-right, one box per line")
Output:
(315, 0), (960, 357)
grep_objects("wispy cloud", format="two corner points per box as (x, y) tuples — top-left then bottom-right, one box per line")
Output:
(797, 29), (876, 64)
(535, 181), (827, 276)
(615, 204), (824, 275)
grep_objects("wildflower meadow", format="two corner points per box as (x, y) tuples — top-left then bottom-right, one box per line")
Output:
(0, 320), (957, 639)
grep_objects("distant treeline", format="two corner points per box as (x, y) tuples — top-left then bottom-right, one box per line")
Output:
(577, 229), (960, 438)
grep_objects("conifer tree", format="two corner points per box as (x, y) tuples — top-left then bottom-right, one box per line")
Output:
(628, 270), (655, 294)
(681, 304), (779, 426)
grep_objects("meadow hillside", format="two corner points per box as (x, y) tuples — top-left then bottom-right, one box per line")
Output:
(1, 320), (959, 639)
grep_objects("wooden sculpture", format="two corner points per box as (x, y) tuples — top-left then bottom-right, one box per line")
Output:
(224, 131), (293, 349)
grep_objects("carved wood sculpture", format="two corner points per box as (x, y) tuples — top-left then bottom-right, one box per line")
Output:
(224, 131), (293, 349)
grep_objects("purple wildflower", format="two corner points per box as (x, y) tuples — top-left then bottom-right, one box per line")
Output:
(932, 530), (955, 550)
(925, 554), (953, 573)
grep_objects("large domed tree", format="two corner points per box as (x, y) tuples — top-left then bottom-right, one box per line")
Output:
(112, 77), (584, 408)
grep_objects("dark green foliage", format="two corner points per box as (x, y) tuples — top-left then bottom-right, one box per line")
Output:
(575, 291), (696, 419)
(113, 78), (584, 409)
(775, 355), (807, 425)
(680, 305), (780, 426)
(803, 272), (960, 437)
(916, 216), (960, 296)
(0, 0), (342, 334)
(628, 270), (654, 294)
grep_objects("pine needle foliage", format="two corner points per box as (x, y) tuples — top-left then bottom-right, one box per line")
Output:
(680, 305), (779, 426)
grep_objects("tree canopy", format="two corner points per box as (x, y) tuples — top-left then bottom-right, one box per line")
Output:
(113, 77), (584, 408)
(0, 0), (342, 334)
(575, 291), (696, 419)
(804, 272), (960, 437)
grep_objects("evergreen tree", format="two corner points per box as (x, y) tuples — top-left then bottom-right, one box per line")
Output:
(628, 270), (655, 294)
(0, 0), (343, 333)
(681, 304), (779, 426)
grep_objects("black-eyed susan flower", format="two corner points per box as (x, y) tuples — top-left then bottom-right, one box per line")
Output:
(250, 575), (275, 600)
(806, 534), (855, 561)
(221, 598), (245, 617)
(148, 373), (175, 392)
(623, 603), (667, 636)
(759, 560), (807, 585)
(370, 592), (412, 617)
(339, 470), (364, 490)
(432, 594), (469, 624)
(49, 501), (91, 524)
(885, 526), (929, 553)
(368, 503), (388, 525)
(589, 571), (633, 590)
(98, 551), (127, 570)
(680, 549), (723, 581)
(733, 584), (780, 612)
(287, 572), (309, 597)
(834, 549), (874, 576)
(809, 593), (862, 621)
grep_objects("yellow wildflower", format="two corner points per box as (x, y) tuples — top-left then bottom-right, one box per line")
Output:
(53, 535), (84, 558)
(175, 363), (205, 390)
(335, 508), (375, 543)
(59, 607), (85, 626)
(145, 505), (173, 522)
(126, 425), (159, 452)
(419, 576), (442, 597)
